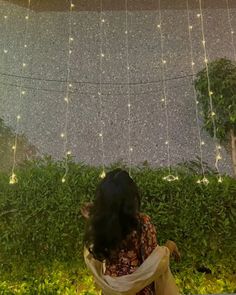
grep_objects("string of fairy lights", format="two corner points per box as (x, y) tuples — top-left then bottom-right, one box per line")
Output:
(61, 0), (74, 183)
(5, 1), (234, 184)
(9, 0), (31, 184)
(124, 0), (133, 177)
(186, 0), (207, 184)
(98, 0), (106, 179)
(226, 0), (236, 60)
(197, 0), (223, 183)
(157, 0), (178, 182)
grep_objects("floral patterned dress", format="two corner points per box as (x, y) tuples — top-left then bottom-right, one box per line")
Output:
(104, 213), (157, 295)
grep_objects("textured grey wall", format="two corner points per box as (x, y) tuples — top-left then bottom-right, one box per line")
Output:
(0, 0), (235, 175)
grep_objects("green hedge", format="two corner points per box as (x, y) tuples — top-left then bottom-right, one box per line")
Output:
(0, 157), (235, 294)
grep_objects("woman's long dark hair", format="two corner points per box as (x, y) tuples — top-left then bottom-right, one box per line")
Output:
(84, 168), (141, 261)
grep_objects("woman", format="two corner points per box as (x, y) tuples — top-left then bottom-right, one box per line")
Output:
(82, 168), (180, 295)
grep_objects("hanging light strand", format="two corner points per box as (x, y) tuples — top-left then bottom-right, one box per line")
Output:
(98, 0), (106, 179)
(198, 0), (222, 183)
(186, 0), (207, 184)
(226, 0), (236, 60)
(157, 0), (178, 182)
(10, 0), (31, 184)
(124, 0), (133, 177)
(61, 0), (74, 183)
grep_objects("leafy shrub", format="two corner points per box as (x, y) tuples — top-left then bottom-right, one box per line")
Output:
(0, 157), (235, 294)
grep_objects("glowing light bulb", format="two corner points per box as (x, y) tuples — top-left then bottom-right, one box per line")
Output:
(62, 177), (66, 183)
(21, 91), (26, 95)
(202, 40), (206, 45)
(128, 103), (131, 107)
(71, 3), (75, 8)
(201, 141), (205, 145)
(162, 60), (166, 64)
(231, 31), (234, 34)
(130, 147), (133, 152)
(17, 115), (21, 120)
(101, 53), (104, 57)
(196, 100), (199, 104)
(165, 141), (169, 145)
(211, 111), (216, 116)
(70, 37), (74, 41)
(9, 173), (18, 184)
(157, 24), (161, 28)
(24, 44), (27, 48)
(202, 177), (209, 185)
(218, 177), (223, 183)
(69, 83), (72, 88)
(67, 151), (72, 155)
(61, 133), (65, 138)
(100, 170), (106, 179)
(204, 58), (208, 63)
(4, 16), (8, 19)
(125, 30), (128, 34)
(192, 62), (195, 66)
(197, 13), (201, 18)
(161, 98), (165, 102)
(99, 133), (103, 137)
(4, 49), (8, 53)
(101, 19), (105, 23)
(64, 97), (69, 103)
(12, 145), (16, 150)
(209, 91), (213, 95)
(189, 25), (193, 30)
(25, 15), (29, 20)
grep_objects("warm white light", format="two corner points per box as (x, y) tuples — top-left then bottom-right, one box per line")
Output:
(99, 133), (103, 137)
(101, 19), (105, 23)
(70, 37), (74, 41)
(201, 141), (205, 145)
(128, 103), (131, 107)
(21, 91), (26, 95)
(100, 171), (106, 179)
(189, 25), (193, 30)
(216, 154), (222, 161)
(192, 62), (195, 66)
(209, 91), (213, 95)
(69, 83), (72, 87)
(17, 115), (21, 120)
(71, 3), (75, 8)
(231, 31), (234, 34)
(161, 98), (165, 102)
(165, 141), (169, 145)
(9, 173), (18, 184)
(218, 177), (223, 183)
(4, 49), (8, 53)
(61, 133), (65, 138)
(64, 97), (69, 103)
(12, 145), (16, 150)
(24, 44), (27, 48)
(67, 151), (72, 155)
(62, 177), (66, 183)
(22, 63), (26, 67)
(202, 40), (206, 45)
(25, 15), (29, 20)
(204, 58), (208, 63)
(4, 16), (7, 19)
(130, 147), (133, 151)
(125, 30), (128, 34)
(162, 60), (166, 64)
(157, 24), (161, 28)
(101, 53), (104, 57)
(197, 13), (201, 18)
(211, 111), (216, 116)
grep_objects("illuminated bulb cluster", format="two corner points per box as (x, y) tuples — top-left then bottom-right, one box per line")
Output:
(100, 170), (106, 179)
(196, 177), (209, 185)
(163, 175), (179, 182)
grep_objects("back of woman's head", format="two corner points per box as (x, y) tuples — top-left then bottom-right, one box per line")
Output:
(84, 168), (141, 261)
